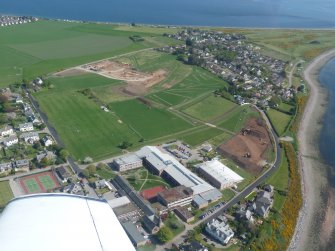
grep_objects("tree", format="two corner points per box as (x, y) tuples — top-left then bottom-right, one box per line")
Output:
(156, 226), (173, 243)
(131, 22), (136, 26)
(82, 169), (90, 178)
(87, 164), (97, 176)
(185, 38), (193, 46)
(0, 94), (8, 104)
(118, 141), (132, 149)
(59, 149), (69, 160)
(40, 157), (51, 167)
(83, 156), (93, 164)
(97, 162), (108, 170)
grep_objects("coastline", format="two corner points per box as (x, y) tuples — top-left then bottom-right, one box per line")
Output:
(289, 49), (335, 251)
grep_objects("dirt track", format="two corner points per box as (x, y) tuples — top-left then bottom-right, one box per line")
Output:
(79, 60), (166, 96)
(218, 118), (272, 175)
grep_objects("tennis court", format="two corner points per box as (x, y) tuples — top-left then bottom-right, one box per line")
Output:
(18, 171), (60, 194)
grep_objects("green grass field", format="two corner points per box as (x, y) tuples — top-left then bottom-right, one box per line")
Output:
(182, 95), (237, 121)
(179, 127), (224, 146)
(123, 167), (170, 191)
(111, 99), (193, 140)
(34, 75), (141, 160)
(267, 108), (292, 136)
(0, 181), (14, 208)
(217, 105), (260, 132)
(0, 20), (179, 87)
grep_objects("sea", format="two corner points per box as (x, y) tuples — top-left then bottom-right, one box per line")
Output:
(1, 0), (335, 28)
(319, 60), (335, 187)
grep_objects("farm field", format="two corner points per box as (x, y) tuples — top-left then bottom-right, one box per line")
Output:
(182, 95), (238, 121)
(0, 181), (14, 208)
(0, 20), (179, 87)
(267, 108), (292, 136)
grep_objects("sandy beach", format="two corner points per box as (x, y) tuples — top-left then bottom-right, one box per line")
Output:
(289, 49), (335, 251)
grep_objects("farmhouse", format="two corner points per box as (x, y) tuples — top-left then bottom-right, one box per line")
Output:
(113, 154), (143, 172)
(19, 122), (34, 132)
(0, 125), (13, 137)
(20, 132), (39, 143)
(196, 159), (244, 189)
(3, 135), (18, 147)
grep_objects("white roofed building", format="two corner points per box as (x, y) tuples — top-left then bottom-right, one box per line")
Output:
(0, 194), (136, 251)
(137, 146), (215, 195)
(196, 160), (244, 189)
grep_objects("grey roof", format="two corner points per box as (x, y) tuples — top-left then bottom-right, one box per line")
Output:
(122, 221), (146, 245)
(20, 132), (39, 139)
(0, 125), (13, 133)
(19, 122), (33, 129)
(15, 159), (29, 167)
(193, 194), (208, 206)
(199, 188), (222, 202)
(114, 154), (142, 165)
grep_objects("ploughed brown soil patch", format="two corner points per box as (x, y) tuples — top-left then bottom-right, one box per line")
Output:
(81, 60), (166, 96)
(217, 118), (272, 175)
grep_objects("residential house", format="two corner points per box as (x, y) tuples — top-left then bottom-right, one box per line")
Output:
(3, 135), (18, 147)
(63, 182), (84, 196)
(20, 132), (39, 144)
(36, 151), (56, 164)
(13, 159), (30, 172)
(0, 162), (12, 174)
(205, 219), (234, 245)
(95, 179), (107, 189)
(42, 135), (53, 147)
(19, 122), (34, 132)
(0, 126), (13, 137)
(54, 166), (71, 183)
(249, 190), (273, 218)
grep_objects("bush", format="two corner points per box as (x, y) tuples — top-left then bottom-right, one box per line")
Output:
(156, 226), (173, 243)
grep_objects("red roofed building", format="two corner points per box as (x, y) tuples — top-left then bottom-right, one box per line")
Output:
(141, 186), (166, 201)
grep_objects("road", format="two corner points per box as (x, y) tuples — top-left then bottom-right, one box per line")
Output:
(156, 106), (282, 251)
(288, 60), (304, 88)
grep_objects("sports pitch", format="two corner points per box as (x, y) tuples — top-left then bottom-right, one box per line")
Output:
(18, 171), (60, 194)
